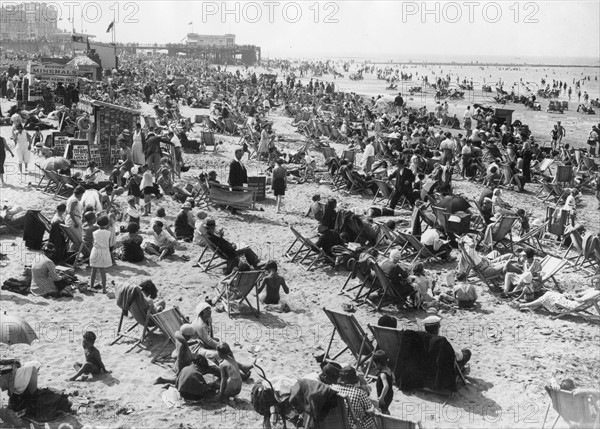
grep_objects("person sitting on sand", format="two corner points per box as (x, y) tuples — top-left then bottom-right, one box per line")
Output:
(453, 272), (478, 308)
(217, 343), (243, 401)
(305, 194), (325, 221)
(119, 222), (145, 263)
(193, 211), (208, 245)
(68, 331), (109, 381)
(126, 195), (141, 225)
(174, 202), (195, 241)
(145, 220), (176, 261)
(30, 243), (72, 298)
(409, 263), (434, 309)
(176, 355), (219, 401)
(257, 260), (290, 309)
(151, 207), (176, 240)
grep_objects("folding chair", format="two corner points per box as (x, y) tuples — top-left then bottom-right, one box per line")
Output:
(322, 307), (374, 370)
(311, 394), (354, 429)
(513, 221), (548, 252)
(374, 412), (421, 429)
(214, 270), (263, 318)
(284, 226), (335, 271)
(457, 242), (503, 290)
(208, 182), (255, 211)
(369, 263), (413, 311)
(150, 307), (188, 363)
(546, 207), (570, 240)
(110, 285), (158, 350)
(553, 164), (574, 187)
(321, 146), (338, 162)
(339, 258), (370, 298)
(195, 230), (230, 273)
(341, 150), (355, 165)
(201, 130), (217, 153)
(550, 291), (600, 322)
(396, 231), (445, 264)
(480, 215), (518, 251)
(535, 179), (558, 203)
(343, 169), (367, 194)
(223, 117), (237, 135)
(541, 386), (599, 429)
(431, 205), (448, 233)
(58, 224), (90, 270)
(366, 325), (467, 394)
(41, 170), (65, 196)
(372, 180), (395, 205)
(374, 222), (405, 256)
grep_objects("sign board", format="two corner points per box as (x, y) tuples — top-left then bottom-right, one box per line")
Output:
(53, 135), (70, 156)
(28, 62), (78, 76)
(34, 75), (78, 84)
(89, 145), (102, 165)
(247, 176), (266, 201)
(77, 100), (95, 114)
(70, 139), (90, 167)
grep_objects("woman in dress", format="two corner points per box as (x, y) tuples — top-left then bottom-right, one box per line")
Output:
(272, 158), (287, 214)
(12, 124), (31, 174)
(0, 135), (15, 185)
(89, 215), (113, 293)
(257, 123), (270, 161)
(518, 285), (599, 313)
(131, 123), (146, 165)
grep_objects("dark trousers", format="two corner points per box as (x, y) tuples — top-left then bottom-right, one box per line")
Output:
(236, 247), (260, 267)
(389, 189), (414, 209)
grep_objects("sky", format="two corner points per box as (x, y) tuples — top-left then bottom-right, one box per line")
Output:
(36, 0), (600, 63)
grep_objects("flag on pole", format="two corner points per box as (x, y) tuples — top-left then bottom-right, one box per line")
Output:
(106, 21), (114, 33)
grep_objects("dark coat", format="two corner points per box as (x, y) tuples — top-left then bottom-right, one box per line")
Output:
(228, 159), (248, 188)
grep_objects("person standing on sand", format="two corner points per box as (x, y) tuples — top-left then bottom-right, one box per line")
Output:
(463, 106), (473, 136)
(0, 135), (14, 185)
(557, 121), (566, 146)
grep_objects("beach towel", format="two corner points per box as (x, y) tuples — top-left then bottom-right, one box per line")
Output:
(115, 284), (144, 313)
(289, 379), (338, 422)
(395, 330), (458, 392)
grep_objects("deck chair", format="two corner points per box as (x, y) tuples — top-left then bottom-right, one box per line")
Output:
(536, 158), (556, 175)
(374, 222), (405, 256)
(208, 182), (255, 211)
(369, 262), (414, 311)
(374, 412), (421, 429)
(550, 291), (600, 322)
(541, 386), (599, 429)
(535, 179), (559, 203)
(223, 117), (237, 135)
(322, 146), (338, 162)
(58, 224), (89, 270)
(41, 170), (65, 196)
(284, 226), (335, 271)
(457, 242), (503, 290)
(55, 174), (79, 198)
(511, 255), (567, 299)
(366, 324), (466, 393)
(499, 163), (519, 187)
(110, 285), (158, 350)
(563, 229), (587, 265)
(150, 307), (188, 363)
(546, 207), (570, 239)
(396, 231), (445, 264)
(341, 150), (355, 165)
(201, 131), (217, 153)
(431, 206), (448, 233)
(195, 230), (230, 272)
(480, 215), (518, 251)
(322, 307), (374, 370)
(343, 169), (367, 194)
(339, 258), (372, 301)
(214, 270), (263, 318)
(372, 179), (395, 205)
(513, 221), (548, 252)
(553, 164), (574, 187)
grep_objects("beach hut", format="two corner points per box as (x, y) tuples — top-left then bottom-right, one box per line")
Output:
(494, 108), (514, 126)
(67, 55), (101, 81)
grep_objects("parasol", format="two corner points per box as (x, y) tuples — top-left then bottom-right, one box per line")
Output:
(437, 195), (471, 213)
(43, 157), (70, 172)
(1, 313), (38, 345)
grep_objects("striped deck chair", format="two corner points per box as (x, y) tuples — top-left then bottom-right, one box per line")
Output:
(110, 285), (158, 351)
(396, 231), (445, 264)
(372, 179), (395, 205)
(284, 226), (335, 271)
(201, 131), (217, 153)
(322, 307), (374, 370)
(541, 386), (600, 429)
(150, 307), (188, 363)
(208, 182), (255, 211)
(214, 270), (263, 318)
(513, 221), (548, 252)
(480, 215), (518, 251)
(195, 230), (231, 273)
(553, 164), (574, 187)
(535, 179), (560, 202)
(536, 157), (556, 175)
(457, 242), (503, 291)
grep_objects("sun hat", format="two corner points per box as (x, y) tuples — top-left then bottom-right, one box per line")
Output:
(337, 366), (359, 385)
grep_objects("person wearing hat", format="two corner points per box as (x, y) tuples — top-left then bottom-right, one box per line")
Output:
(501, 248), (541, 298)
(204, 218), (260, 273)
(30, 243), (70, 297)
(387, 157), (416, 209)
(331, 365), (376, 429)
(144, 131), (173, 174)
(457, 235), (517, 279)
(422, 315), (471, 370)
(174, 202), (195, 241)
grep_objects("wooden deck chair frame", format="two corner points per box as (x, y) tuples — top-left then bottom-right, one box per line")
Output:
(541, 386), (600, 429)
(150, 307), (188, 363)
(343, 169), (367, 194)
(535, 179), (558, 203)
(110, 306), (158, 351)
(322, 307), (374, 370)
(563, 229), (586, 265)
(510, 255), (566, 299)
(311, 393), (354, 429)
(374, 222), (405, 257)
(341, 150), (355, 165)
(321, 146), (338, 162)
(457, 242), (503, 290)
(214, 270), (263, 318)
(195, 230), (230, 272)
(372, 179), (395, 205)
(41, 169), (65, 196)
(339, 258), (370, 301)
(513, 221), (548, 252)
(396, 231), (445, 264)
(285, 226), (335, 271)
(483, 215), (518, 251)
(546, 207), (570, 239)
(553, 164), (574, 187)
(201, 131), (217, 153)
(370, 263), (413, 311)
(58, 224), (90, 270)
(550, 291), (600, 322)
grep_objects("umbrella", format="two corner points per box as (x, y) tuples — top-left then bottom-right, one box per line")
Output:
(43, 157), (70, 172)
(438, 196), (471, 213)
(1, 313), (38, 345)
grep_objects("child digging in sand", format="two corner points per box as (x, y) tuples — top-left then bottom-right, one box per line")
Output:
(257, 260), (290, 312)
(69, 331), (109, 381)
(217, 343), (243, 401)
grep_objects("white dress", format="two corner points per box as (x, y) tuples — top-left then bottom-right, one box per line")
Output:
(132, 131), (145, 165)
(14, 131), (30, 163)
(89, 229), (113, 268)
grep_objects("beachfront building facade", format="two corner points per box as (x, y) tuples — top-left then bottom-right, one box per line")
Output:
(0, 2), (58, 41)
(185, 33), (235, 47)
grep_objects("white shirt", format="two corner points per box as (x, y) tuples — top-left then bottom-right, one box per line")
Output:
(463, 110), (472, 119)
(421, 228), (444, 250)
(361, 143), (375, 166)
(563, 195), (576, 211)
(170, 134), (181, 148)
(153, 229), (175, 247)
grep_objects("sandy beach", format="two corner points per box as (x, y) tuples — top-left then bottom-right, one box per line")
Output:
(1, 65), (599, 429)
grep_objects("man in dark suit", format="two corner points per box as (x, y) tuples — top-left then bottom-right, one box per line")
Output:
(204, 218), (260, 273)
(228, 148), (248, 188)
(387, 158), (416, 209)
